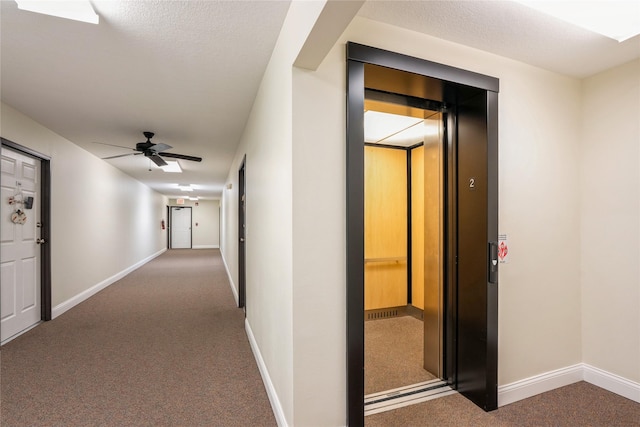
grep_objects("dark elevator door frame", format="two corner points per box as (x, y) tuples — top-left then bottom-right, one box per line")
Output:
(346, 43), (499, 425)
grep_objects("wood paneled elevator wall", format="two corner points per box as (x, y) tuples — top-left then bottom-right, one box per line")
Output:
(364, 145), (408, 310)
(364, 112), (442, 321)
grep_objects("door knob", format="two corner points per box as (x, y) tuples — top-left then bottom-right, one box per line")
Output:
(36, 238), (46, 244)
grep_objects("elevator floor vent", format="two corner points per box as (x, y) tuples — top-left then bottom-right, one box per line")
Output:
(365, 305), (424, 321)
(366, 308), (400, 320)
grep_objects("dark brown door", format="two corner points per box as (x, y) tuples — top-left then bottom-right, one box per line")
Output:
(238, 158), (246, 311)
(454, 93), (498, 410)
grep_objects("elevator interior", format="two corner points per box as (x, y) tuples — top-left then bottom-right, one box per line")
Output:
(364, 96), (444, 396)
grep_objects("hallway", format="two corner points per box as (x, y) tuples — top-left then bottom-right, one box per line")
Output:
(0, 250), (276, 426)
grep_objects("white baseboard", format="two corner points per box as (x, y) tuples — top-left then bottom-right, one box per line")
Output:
(498, 363), (583, 406)
(498, 364), (583, 407)
(583, 364), (640, 403)
(220, 250), (239, 306)
(498, 363), (640, 407)
(52, 248), (166, 319)
(192, 245), (220, 249)
(245, 319), (289, 427)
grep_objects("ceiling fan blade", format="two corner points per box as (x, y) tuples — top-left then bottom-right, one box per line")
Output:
(159, 152), (203, 162)
(151, 143), (172, 152)
(148, 154), (168, 167)
(94, 141), (136, 151)
(102, 153), (142, 160)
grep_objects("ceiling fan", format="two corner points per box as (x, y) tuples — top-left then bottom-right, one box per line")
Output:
(96, 131), (202, 167)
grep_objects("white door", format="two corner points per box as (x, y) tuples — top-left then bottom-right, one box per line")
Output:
(1, 147), (41, 343)
(171, 207), (192, 249)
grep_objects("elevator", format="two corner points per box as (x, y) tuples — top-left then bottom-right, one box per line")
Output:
(363, 95), (449, 414)
(347, 43), (499, 426)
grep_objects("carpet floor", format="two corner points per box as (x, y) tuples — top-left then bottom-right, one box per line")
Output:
(0, 249), (276, 427)
(365, 315), (437, 394)
(365, 380), (640, 427)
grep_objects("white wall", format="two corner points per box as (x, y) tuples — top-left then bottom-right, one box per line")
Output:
(580, 59), (640, 383)
(1, 102), (168, 308)
(168, 199), (220, 248)
(219, 2), (357, 424)
(220, 3), (330, 425)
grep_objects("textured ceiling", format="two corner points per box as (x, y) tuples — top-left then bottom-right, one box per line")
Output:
(2, 1), (638, 200)
(358, 0), (640, 78)
(1, 0), (291, 199)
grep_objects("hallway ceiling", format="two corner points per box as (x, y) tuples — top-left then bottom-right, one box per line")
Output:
(1, 0), (291, 199)
(2, 1), (638, 199)
(358, 0), (640, 78)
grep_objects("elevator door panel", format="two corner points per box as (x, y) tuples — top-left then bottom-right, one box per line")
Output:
(456, 93), (497, 410)
(364, 146), (407, 310)
(422, 113), (444, 376)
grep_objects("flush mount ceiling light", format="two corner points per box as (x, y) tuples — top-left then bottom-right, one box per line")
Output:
(516, 0), (640, 42)
(160, 161), (182, 173)
(364, 111), (424, 143)
(365, 110), (439, 147)
(178, 184), (194, 192)
(15, 0), (99, 24)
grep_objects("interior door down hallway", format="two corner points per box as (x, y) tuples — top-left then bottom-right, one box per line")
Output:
(1, 139), (52, 344)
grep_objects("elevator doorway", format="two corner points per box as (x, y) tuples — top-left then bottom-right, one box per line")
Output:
(363, 100), (452, 415)
(347, 43), (499, 426)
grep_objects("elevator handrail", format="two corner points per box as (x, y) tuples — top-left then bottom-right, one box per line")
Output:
(364, 256), (407, 264)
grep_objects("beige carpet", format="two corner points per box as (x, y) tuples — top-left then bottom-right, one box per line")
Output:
(366, 381), (640, 427)
(365, 315), (437, 394)
(0, 249), (276, 426)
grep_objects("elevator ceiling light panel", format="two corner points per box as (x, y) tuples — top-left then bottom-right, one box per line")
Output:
(365, 111), (423, 143)
(364, 111), (423, 144)
(515, 0), (640, 42)
(15, 0), (99, 24)
(365, 110), (438, 147)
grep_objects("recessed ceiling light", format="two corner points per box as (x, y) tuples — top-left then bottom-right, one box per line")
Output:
(364, 110), (439, 146)
(516, 0), (640, 42)
(160, 161), (182, 173)
(15, 0), (100, 24)
(178, 184), (193, 192)
(364, 111), (424, 143)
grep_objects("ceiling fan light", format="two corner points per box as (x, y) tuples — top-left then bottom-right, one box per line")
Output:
(160, 161), (182, 173)
(15, 0), (99, 24)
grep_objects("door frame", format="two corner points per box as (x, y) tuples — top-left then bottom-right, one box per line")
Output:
(169, 206), (192, 249)
(0, 137), (52, 323)
(346, 43), (499, 425)
(238, 156), (246, 310)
